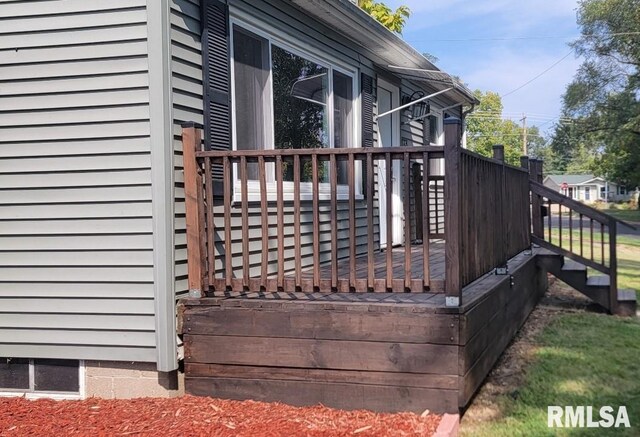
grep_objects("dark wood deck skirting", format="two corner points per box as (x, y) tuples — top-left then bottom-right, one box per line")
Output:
(182, 250), (547, 414)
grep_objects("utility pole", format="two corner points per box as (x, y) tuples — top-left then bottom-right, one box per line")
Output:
(521, 113), (528, 156)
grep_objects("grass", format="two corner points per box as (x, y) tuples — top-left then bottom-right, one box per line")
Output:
(464, 232), (640, 436)
(604, 209), (640, 224)
(464, 314), (640, 436)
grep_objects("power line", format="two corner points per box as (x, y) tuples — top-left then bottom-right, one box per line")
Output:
(500, 50), (575, 98)
(406, 31), (640, 43)
(469, 113), (570, 121)
(466, 114), (572, 122)
(469, 133), (544, 137)
(472, 110), (569, 118)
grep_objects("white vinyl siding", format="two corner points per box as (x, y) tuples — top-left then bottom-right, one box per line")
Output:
(0, 1), (156, 362)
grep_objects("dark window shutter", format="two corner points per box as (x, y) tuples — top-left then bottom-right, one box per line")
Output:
(361, 73), (374, 148)
(202, 0), (231, 153)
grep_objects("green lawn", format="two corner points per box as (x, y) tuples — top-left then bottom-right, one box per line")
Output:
(463, 233), (640, 436)
(464, 314), (640, 436)
(604, 208), (640, 225)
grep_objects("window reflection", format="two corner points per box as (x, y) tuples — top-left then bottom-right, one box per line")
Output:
(230, 24), (357, 187)
(333, 70), (353, 185)
(272, 45), (328, 182)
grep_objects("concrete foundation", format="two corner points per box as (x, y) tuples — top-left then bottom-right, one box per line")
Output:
(84, 361), (184, 399)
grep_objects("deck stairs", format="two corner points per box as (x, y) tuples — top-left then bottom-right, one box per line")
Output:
(536, 250), (636, 316)
(529, 180), (636, 316)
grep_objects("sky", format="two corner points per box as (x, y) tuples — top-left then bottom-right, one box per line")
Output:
(385, 0), (584, 134)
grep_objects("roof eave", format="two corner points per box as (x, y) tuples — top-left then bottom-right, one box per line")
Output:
(289, 0), (479, 106)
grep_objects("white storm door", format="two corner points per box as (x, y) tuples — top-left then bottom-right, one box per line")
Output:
(377, 81), (403, 247)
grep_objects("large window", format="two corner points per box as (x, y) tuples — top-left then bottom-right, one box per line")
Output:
(231, 21), (357, 188)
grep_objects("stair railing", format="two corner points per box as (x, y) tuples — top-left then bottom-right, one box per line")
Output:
(529, 180), (620, 312)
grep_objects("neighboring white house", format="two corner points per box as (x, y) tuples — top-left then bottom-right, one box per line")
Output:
(544, 174), (633, 203)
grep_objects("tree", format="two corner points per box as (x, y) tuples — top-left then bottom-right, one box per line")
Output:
(465, 90), (546, 166)
(358, 0), (410, 33)
(552, 0), (640, 188)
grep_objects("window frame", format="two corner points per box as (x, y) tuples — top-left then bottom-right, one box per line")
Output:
(0, 359), (84, 400)
(229, 14), (361, 202)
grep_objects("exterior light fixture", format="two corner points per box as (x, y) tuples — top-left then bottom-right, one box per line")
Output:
(402, 91), (430, 120)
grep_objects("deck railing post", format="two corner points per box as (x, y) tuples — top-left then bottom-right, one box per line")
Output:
(493, 145), (508, 273)
(609, 218), (618, 314)
(182, 122), (205, 298)
(493, 145), (505, 162)
(444, 117), (463, 306)
(528, 157), (544, 238)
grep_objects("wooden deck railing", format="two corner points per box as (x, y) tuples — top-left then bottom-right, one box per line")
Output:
(444, 118), (532, 303)
(182, 123), (445, 296)
(459, 149), (531, 286)
(184, 119), (538, 305)
(529, 179), (619, 312)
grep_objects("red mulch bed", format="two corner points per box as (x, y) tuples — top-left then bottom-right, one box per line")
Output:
(0, 395), (441, 436)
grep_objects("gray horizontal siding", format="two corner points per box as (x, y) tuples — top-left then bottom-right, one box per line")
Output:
(0, 1), (156, 362)
(170, 0), (203, 298)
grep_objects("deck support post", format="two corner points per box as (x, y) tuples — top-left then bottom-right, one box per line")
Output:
(182, 123), (205, 298)
(444, 118), (463, 306)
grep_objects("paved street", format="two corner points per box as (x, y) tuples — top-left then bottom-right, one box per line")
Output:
(544, 213), (640, 236)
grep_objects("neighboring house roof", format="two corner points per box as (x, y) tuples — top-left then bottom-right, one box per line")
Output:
(289, 0), (479, 106)
(545, 174), (603, 186)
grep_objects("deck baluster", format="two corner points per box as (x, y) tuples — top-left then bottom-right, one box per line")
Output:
(294, 155), (301, 290)
(403, 152), (411, 291)
(276, 156), (284, 290)
(240, 156), (249, 289)
(422, 152), (430, 290)
(366, 153), (374, 291)
(258, 156), (268, 290)
(330, 155), (339, 290)
(223, 157), (232, 289)
(204, 157), (215, 288)
(385, 152), (393, 291)
(312, 154), (320, 290)
(348, 154), (356, 291)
